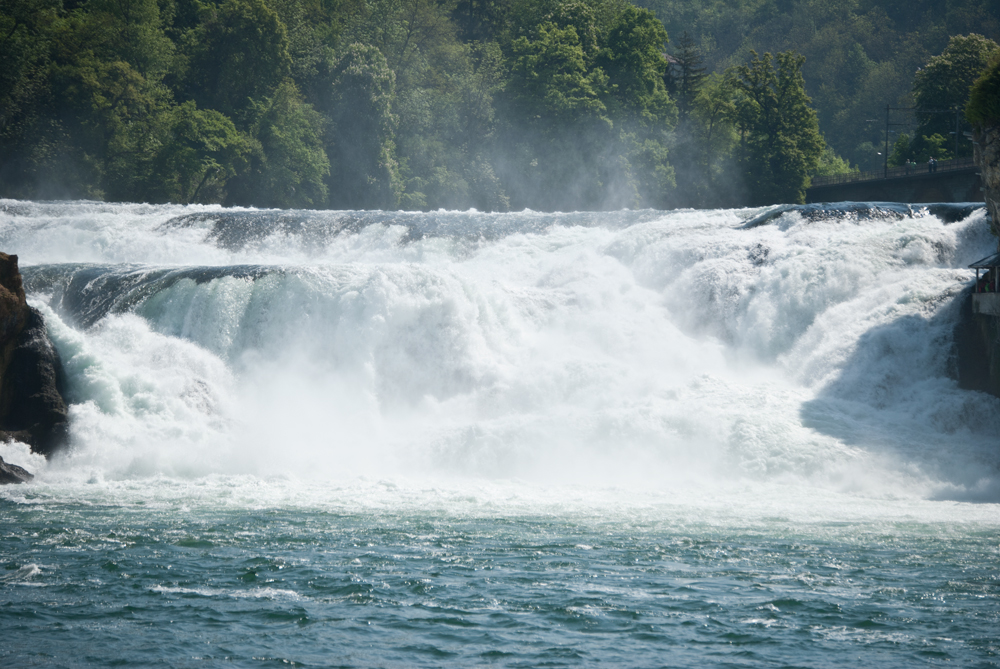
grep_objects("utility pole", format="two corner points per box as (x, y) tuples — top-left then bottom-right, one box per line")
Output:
(954, 106), (961, 159)
(884, 104), (890, 179)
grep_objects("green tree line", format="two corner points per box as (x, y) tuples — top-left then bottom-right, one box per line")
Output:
(635, 0), (999, 173)
(0, 0), (994, 210)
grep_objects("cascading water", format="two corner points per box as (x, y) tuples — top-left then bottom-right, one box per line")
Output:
(4, 200), (996, 497)
(1, 199), (998, 668)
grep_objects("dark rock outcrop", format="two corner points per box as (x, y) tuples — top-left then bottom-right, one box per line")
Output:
(0, 455), (34, 484)
(1, 307), (70, 456)
(0, 252), (69, 475)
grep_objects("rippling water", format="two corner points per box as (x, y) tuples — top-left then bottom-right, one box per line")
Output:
(1, 200), (998, 667)
(4, 480), (998, 667)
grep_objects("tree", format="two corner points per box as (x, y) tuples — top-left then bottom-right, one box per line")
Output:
(46, 45), (178, 200)
(507, 22), (608, 125)
(966, 52), (1000, 127)
(0, 0), (61, 197)
(598, 4), (674, 125)
(225, 80), (329, 209)
(911, 34), (999, 159)
(812, 146), (854, 177)
(452, 0), (511, 42)
(499, 21), (614, 209)
(730, 51), (824, 205)
(181, 0), (292, 123)
(393, 40), (509, 211)
(666, 32), (706, 120)
(597, 5), (676, 206)
(85, 0), (175, 77)
(666, 71), (741, 208)
(143, 101), (252, 204)
(321, 42), (400, 209)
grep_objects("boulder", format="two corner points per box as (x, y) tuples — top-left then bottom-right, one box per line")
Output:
(0, 455), (33, 484)
(0, 252), (69, 458)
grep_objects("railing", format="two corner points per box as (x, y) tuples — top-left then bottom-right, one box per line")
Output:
(809, 157), (977, 188)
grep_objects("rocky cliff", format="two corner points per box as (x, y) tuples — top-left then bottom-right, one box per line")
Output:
(973, 124), (1000, 240)
(0, 252), (69, 481)
(958, 126), (1000, 398)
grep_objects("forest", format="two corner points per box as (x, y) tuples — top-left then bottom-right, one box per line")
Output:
(1, 0), (998, 211)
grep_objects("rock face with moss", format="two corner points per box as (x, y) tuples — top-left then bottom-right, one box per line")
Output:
(0, 252), (69, 480)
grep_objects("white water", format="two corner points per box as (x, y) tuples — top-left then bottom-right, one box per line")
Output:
(2, 200), (998, 503)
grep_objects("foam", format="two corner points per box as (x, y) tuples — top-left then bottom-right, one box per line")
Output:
(6, 201), (997, 501)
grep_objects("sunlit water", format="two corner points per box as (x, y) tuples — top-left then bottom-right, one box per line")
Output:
(1, 200), (998, 667)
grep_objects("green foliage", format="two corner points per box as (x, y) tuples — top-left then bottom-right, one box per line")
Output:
(598, 5), (674, 125)
(0, 0), (62, 195)
(632, 0), (1000, 175)
(967, 52), (1000, 127)
(690, 72), (736, 160)
(812, 146), (854, 177)
(226, 80), (328, 208)
(887, 34), (999, 162)
(499, 1), (678, 210)
(181, 0), (292, 122)
(912, 33), (999, 155)
(664, 68), (740, 208)
(10, 0), (991, 210)
(508, 22), (608, 124)
(144, 101), (252, 203)
(887, 132), (911, 167)
(452, 0), (511, 43)
(666, 32), (707, 119)
(730, 50), (824, 205)
(914, 34), (999, 116)
(499, 19), (614, 210)
(920, 133), (953, 161)
(85, 0), (176, 76)
(322, 42), (400, 209)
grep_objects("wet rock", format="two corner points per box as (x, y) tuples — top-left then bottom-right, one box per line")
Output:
(741, 202), (984, 230)
(0, 253), (69, 457)
(0, 454), (33, 484)
(0, 252), (28, 344)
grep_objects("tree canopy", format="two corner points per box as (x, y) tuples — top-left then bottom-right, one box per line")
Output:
(732, 51), (824, 205)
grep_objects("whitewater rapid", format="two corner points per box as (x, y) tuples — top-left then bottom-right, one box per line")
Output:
(1, 200), (997, 501)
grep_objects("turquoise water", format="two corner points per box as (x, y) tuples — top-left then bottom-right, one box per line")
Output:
(1, 201), (999, 666)
(3, 480), (998, 667)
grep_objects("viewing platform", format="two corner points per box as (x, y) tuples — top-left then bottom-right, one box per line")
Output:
(806, 157), (984, 204)
(970, 252), (1000, 317)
